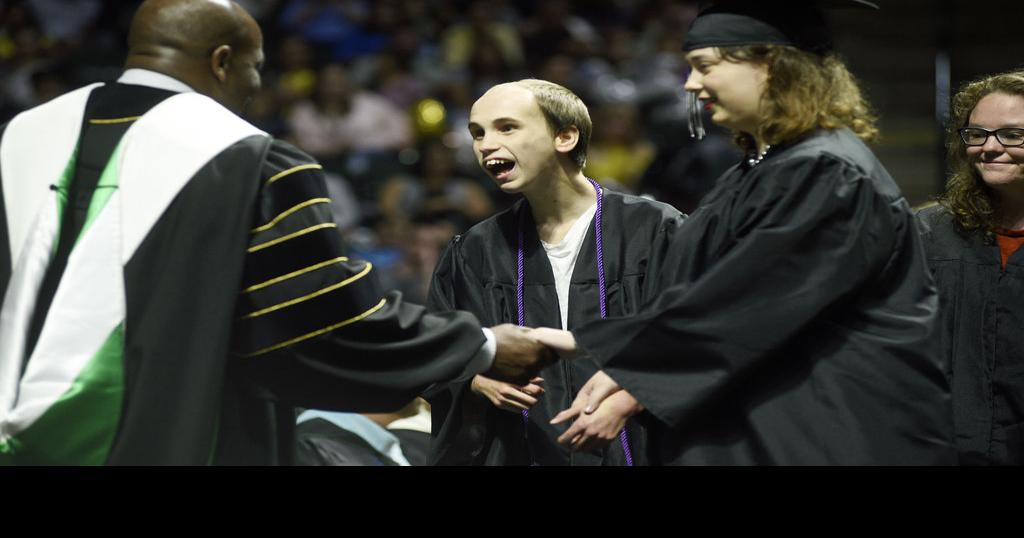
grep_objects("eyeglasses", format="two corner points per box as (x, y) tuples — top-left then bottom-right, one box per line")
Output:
(958, 127), (1024, 147)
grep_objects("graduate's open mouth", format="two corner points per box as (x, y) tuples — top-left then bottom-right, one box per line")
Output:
(484, 158), (516, 181)
(703, 99), (715, 111)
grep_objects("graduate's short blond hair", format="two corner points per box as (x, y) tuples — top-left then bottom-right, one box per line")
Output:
(513, 79), (592, 170)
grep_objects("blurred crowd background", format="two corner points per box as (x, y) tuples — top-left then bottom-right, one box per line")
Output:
(1, 0), (1021, 304)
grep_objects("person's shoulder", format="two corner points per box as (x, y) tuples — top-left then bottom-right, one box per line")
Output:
(764, 128), (902, 199)
(438, 201), (526, 271)
(266, 138), (319, 165)
(912, 202), (981, 257)
(914, 202), (958, 236)
(914, 201), (948, 222)
(160, 92), (258, 128)
(771, 129), (870, 171)
(260, 138), (322, 178)
(604, 189), (686, 222)
(456, 202), (520, 249)
(354, 90), (399, 111)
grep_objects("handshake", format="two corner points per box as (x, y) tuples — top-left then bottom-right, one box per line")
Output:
(483, 324), (576, 384)
(479, 324), (643, 453)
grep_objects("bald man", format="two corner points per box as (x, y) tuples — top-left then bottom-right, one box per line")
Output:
(0, 0), (554, 465)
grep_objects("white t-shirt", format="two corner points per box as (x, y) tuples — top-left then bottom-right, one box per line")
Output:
(540, 203), (598, 330)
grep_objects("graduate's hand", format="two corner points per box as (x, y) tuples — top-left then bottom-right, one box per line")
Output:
(487, 324), (558, 384)
(554, 390), (644, 453)
(529, 327), (577, 359)
(550, 370), (623, 425)
(471, 375), (545, 413)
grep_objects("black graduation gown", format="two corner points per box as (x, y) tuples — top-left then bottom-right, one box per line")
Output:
(0, 82), (486, 465)
(294, 418), (400, 466)
(916, 205), (1024, 465)
(294, 416), (431, 466)
(426, 190), (686, 465)
(572, 128), (956, 465)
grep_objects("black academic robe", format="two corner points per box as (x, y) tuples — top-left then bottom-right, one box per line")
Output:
(427, 191), (686, 465)
(294, 416), (431, 466)
(0, 81), (485, 465)
(916, 205), (1024, 465)
(294, 418), (400, 466)
(572, 128), (956, 465)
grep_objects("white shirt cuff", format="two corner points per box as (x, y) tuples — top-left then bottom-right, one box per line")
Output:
(453, 327), (496, 383)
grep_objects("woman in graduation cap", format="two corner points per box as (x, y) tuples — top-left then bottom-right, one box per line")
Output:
(542, 0), (957, 465)
(916, 70), (1024, 465)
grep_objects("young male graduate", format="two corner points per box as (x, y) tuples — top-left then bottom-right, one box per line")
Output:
(541, 0), (957, 465)
(426, 79), (686, 465)
(0, 0), (554, 465)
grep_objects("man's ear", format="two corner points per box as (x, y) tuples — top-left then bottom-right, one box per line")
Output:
(554, 126), (580, 155)
(210, 45), (233, 83)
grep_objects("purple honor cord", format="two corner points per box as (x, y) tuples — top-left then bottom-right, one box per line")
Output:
(516, 179), (634, 466)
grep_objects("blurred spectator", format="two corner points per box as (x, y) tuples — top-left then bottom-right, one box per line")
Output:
(585, 103), (656, 191)
(465, 39), (518, 107)
(323, 170), (362, 232)
(246, 85), (287, 137)
(440, 0), (523, 73)
(520, 0), (599, 67)
(1, 3), (53, 112)
(356, 26), (432, 110)
(378, 139), (493, 230)
(278, 0), (388, 62)
(637, 92), (741, 213)
(273, 34), (317, 107)
(538, 54), (580, 94)
(235, 0), (281, 21)
(25, 0), (101, 43)
(286, 62), (413, 160)
(636, 0), (698, 58)
(390, 218), (456, 304)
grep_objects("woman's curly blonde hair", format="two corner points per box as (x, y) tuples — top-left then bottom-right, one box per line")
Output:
(716, 45), (878, 153)
(939, 69), (1024, 242)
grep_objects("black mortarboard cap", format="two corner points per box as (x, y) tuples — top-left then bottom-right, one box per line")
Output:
(682, 0), (879, 54)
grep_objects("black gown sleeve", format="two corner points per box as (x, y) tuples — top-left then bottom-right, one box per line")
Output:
(573, 155), (900, 428)
(231, 140), (486, 412)
(422, 236), (498, 464)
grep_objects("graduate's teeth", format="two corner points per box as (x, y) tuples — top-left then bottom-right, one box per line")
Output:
(484, 158), (515, 176)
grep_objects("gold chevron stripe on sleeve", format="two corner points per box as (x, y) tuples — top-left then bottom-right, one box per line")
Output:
(243, 298), (388, 357)
(240, 261), (373, 319)
(251, 198), (331, 233)
(242, 256), (350, 294)
(247, 222), (336, 253)
(265, 163), (323, 186)
(88, 116), (142, 125)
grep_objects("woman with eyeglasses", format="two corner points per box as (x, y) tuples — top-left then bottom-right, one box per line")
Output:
(917, 70), (1024, 465)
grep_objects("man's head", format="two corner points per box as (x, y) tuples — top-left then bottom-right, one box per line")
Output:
(124, 0), (265, 115)
(468, 79), (591, 194)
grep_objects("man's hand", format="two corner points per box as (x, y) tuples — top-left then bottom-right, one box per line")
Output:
(552, 390), (644, 453)
(485, 324), (558, 384)
(471, 375), (545, 412)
